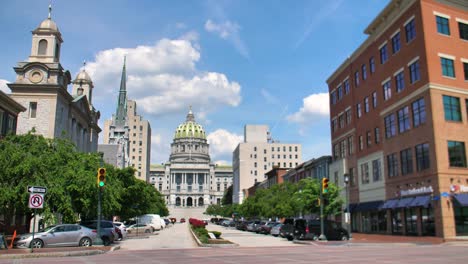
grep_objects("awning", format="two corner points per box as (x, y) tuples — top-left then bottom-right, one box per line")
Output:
(344, 203), (358, 213)
(395, 197), (414, 208)
(354, 200), (383, 212)
(454, 193), (468, 206)
(380, 199), (399, 210)
(408, 195), (431, 208)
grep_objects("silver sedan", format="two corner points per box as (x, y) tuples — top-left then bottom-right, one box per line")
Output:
(15, 224), (97, 248)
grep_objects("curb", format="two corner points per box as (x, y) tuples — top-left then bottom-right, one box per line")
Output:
(189, 226), (239, 248)
(0, 249), (105, 259)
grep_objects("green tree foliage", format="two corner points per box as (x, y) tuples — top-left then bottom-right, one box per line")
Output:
(0, 133), (168, 230)
(206, 179), (343, 220)
(221, 184), (233, 205)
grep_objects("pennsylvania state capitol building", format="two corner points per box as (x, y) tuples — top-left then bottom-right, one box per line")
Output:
(150, 108), (232, 217)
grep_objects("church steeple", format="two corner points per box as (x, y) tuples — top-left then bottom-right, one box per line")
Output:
(29, 4), (63, 63)
(115, 57), (127, 127)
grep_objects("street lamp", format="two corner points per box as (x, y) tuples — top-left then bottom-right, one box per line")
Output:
(344, 173), (351, 238)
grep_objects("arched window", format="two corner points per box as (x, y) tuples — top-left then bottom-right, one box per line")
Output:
(38, 39), (48, 55)
(54, 43), (60, 60)
(175, 197), (181, 206)
(198, 197), (204, 206)
(187, 197), (193, 207)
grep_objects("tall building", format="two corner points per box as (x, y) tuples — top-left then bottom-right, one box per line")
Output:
(149, 108), (232, 219)
(8, 5), (101, 152)
(100, 59), (151, 181)
(327, 0), (468, 238)
(232, 125), (302, 204)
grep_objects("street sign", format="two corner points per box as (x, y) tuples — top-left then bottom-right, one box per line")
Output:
(27, 186), (47, 194)
(441, 192), (449, 197)
(28, 193), (44, 209)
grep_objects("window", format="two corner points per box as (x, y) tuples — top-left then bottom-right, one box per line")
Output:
(395, 71), (405, 92)
(349, 167), (356, 187)
(436, 16), (450, 35)
(400, 148), (413, 175)
(264, 149), (267, 154)
(340, 140), (346, 158)
(370, 57), (375, 73)
(29, 102), (37, 118)
(364, 97), (370, 113)
(264, 157), (267, 162)
(464, 62), (468, 81)
(448, 141), (467, 167)
(392, 32), (401, 53)
(374, 127), (380, 144)
(354, 71), (360, 87)
(217, 183), (220, 192)
(346, 109), (352, 124)
(366, 131), (372, 147)
(344, 79), (350, 94)
(397, 106), (410, 133)
(387, 153), (399, 177)
(409, 60), (420, 83)
(254, 147), (257, 152)
(339, 114), (345, 128)
(338, 85), (343, 100)
(443, 95), (461, 121)
(384, 113), (396, 138)
(405, 18), (416, 42)
(372, 91), (377, 108)
(357, 103), (362, 118)
(383, 80), (392, 101)
(440, 57), (455, 77)
(331, 118), (337, 133)
(415, 143), (430, 171)
(348, 136), (354, 155)
(38, 39), (48, 55)
(158, 183), (162, 191)
(254, 162), (257, 168)
(362, 64), (367, 80)
(412, 98), (426, 127)
(372, 159), (381, 182)
(359, 135), (364, 151)
(333, 144), (339, 159)
(459, 22), (468, 40)
(380, 44), (388, 64)
(361, 163), (369, 184)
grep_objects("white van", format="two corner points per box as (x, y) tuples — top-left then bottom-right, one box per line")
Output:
(138, 214), (162, 231)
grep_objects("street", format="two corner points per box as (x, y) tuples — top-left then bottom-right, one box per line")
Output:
(1, 222), (467, 263)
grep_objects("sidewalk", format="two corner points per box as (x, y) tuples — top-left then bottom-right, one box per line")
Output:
(350, 233), (445, 244)
(0, 245), (116, 259)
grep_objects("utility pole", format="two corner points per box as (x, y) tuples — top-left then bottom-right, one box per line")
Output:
(319, 165), (327, 241)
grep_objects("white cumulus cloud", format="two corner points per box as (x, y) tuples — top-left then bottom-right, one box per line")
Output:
(204, 19), (249, 59)
(287, 93), (330, 124)
(207, 129), (243, 161)
(0, 79), (10, 93)
(84, 36), (241, 117)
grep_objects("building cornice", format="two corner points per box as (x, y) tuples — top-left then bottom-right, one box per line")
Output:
(331, 128), (356, 144)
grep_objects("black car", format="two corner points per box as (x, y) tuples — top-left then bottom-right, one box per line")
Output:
(293, 219), (349, 241)
(280, 218), (295, 241)
(80, 220), (116, 246)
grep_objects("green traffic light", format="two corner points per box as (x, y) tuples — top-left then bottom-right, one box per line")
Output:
(99, 181), (105, 187)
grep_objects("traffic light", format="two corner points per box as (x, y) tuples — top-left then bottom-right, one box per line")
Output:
(322, 178), (329, 194)
(97, 168), (106, 187)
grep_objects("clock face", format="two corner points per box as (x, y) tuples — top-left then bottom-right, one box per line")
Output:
(29, 71), (43, 83)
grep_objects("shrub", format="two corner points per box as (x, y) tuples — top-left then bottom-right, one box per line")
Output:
(211, 231), (222, 239)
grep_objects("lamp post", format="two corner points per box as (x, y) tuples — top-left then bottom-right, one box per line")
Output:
(344, 173), (351, 238)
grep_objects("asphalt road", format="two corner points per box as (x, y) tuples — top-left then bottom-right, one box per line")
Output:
(2, 222), (467, 263)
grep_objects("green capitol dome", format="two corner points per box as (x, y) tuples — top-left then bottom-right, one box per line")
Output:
(174, 108), (206, 140)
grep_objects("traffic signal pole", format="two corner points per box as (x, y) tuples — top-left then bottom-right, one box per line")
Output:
(319, 177), (328, 241)
(95, 188), (103, 245)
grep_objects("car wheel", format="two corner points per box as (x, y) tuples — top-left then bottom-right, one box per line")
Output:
(272, 234), (278, 237)
(102, 237), (110, 246)
(341, 234), (349, 241)
(79, 237), (92, 247)
(31, 239), (44, 248)
(287, 236), (293, 241)
(313, 235), (319, 241)
(145, 229), (151, 233)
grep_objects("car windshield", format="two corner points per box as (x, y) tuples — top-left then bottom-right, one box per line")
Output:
(39, 225), (56, 232)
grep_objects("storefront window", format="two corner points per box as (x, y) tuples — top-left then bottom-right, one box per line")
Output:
(422, 207), (435, 236)
(378, 211), (387, 232)
(351, 213), (359, 232)
(454, 206), (468, 236)
(405, 208), (417, 235)
(392, 211), (402, 234)
(361, 212), (370, 233)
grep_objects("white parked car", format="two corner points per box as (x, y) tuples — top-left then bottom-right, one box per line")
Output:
(113, 221), (128, 240)
(138, 214), (162, 231)
(160, 218), (166, 229)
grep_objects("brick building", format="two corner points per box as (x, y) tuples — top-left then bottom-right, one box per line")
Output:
(327, 0), (468, 238)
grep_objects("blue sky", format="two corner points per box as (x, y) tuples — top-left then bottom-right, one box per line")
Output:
(0, 0), (389, 165)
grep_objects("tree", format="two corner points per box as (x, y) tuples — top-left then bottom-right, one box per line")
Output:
(221, 185), (233, 205)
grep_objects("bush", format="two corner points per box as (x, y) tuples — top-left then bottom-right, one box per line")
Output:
(211, 231), (222, 239)
(189, 218), (207, 228)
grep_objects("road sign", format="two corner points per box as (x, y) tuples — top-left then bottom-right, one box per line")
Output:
(27, 186), (47, 194)
(28, 193), (44, 209)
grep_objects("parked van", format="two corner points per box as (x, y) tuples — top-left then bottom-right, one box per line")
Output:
(293, 219), (349, 241)
(138, 214), (162, 231)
